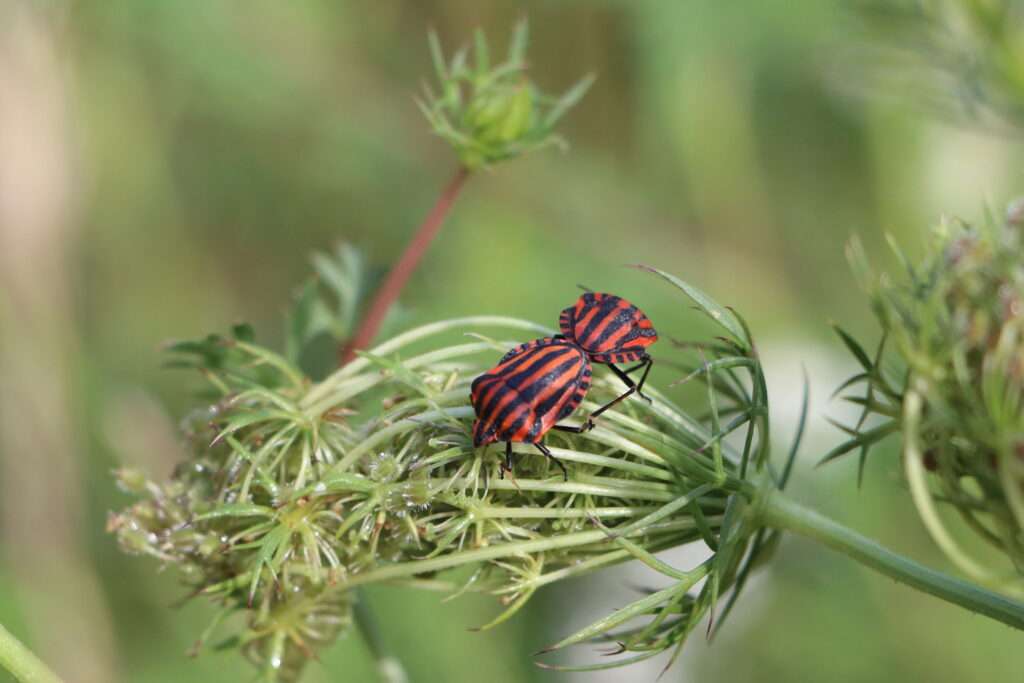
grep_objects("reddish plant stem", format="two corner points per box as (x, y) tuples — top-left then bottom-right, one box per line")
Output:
(340, 166), (470, 365)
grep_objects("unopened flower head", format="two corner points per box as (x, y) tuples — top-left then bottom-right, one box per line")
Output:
(417, 20), (594, 170)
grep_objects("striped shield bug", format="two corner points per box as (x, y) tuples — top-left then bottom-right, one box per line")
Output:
(558, 292), (658, 420)
(470, 336), (593, 480)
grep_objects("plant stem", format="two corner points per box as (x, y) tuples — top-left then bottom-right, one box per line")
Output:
(352, 591), (408, 683)
(340, 166), (470, 365)
(761, 489), (1024, 630)
(335, 519), (700, 591)
(902, 387), (1010, 586)
(0, 623), (64, 683)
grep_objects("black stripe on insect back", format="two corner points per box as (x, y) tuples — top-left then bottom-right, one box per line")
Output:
(528, 355), (587, 418)
(476, 347), (564, 416)
(481, 382), (527, 438)
(498, 338), (546, 365)
(519, 353), (585, 403)
(489, 353), (583, 438)
(528, 360), (590, 441)
(478, 380), (519, 431)
(501, 345), (576, 392)
(495, 401), (531, 442)
(492, 350), (586, 444)
(486, 374), (541, 437)
(578, 295), (623, 347)
(551, 364), (591, 420)
(590, 306), (639, 348)
(599, 322), (657, 353)
(471, 375), (506, 418)
(559, 309), (573, 330)
(495, 341), (551, 375)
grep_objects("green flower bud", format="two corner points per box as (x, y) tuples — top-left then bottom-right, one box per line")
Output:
(468, 85), (535, 145)
(419, 21), (592, 169)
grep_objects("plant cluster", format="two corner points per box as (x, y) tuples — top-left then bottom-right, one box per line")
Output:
(95, 17), (1024, 683)
(829, 202), (1024, 594)
(850, 0), (1024, 130)
(109, 261), (789, 680)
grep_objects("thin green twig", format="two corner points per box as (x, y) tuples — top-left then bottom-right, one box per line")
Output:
(0, 623), (63, 683)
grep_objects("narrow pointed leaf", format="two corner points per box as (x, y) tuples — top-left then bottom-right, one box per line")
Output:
(634, 265), (747, 346)
(832, 323), (873, 370)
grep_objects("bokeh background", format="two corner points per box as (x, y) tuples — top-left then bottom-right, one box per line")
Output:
(1, 1), (1023, 682)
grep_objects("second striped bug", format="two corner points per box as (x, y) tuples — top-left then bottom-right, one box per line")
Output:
(559, 291), (658, 416)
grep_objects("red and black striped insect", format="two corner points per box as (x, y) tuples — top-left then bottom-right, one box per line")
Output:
(470, 336), (593, 481)
(559, 292), (658, 421)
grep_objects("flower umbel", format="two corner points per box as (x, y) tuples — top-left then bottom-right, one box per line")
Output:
(110, 266), (777, 679)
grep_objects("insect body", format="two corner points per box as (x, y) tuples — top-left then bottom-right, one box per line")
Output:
(559, 292), (658, 418)
(470, 336), (592, 480)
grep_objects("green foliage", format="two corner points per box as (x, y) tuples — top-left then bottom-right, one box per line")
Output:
(286, 244), (368, 367)
(109, 270), (783, 680)
(853, 0), (1024, 130)
(830, 202), (1024, 594)
(418, 20), (594, 170)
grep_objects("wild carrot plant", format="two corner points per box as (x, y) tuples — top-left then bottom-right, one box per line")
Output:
(106, 255), (1024, 681)
(90, 17), (1024, 683)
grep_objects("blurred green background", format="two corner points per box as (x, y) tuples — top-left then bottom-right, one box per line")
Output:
(1, 1), (1023, 681)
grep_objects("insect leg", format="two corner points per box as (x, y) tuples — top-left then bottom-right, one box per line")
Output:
(553, 422), (594, 434)
(500, 441), (515, 479)
(608, 358), (653, 403)
(534, 442), (568, 481)
(622, 360), (648, 375)
(577, 358), (654, 428)
(586, 386), (636, 422)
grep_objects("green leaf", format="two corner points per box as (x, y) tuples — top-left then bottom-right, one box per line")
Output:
(832, 323), (873, 370)
(470, 585), (534, 632)
(248, 524), (291, 604)
(857, 445), (869, 489)
(668, 356), (756, 391)
(232, 322), (256, 343)
(634, 265), (748, 347)
(689, 497), (719, 551)
(831, 371), (870, 398)
(507, 18), (529, 65)
(193, 503), (274, 522)
(779, 367), (809, 489)
(537, 582), (687, 653)
(711, 531), (763, 639)
(427, 30), (447, 82)
(818, 420), (899, 466)
(715, 494), (748, 569)
(591, 518), (690, 580)
(285, 278), (320, 363)
(606, 483), (714, 539)
(473, 27), (489, 79)
(312, 241), (366, 334)
(542, 73), (596, 129)
(314, 471), (376, 494)
(164, 334), (230, 368)
(535, 649), (663, 672)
